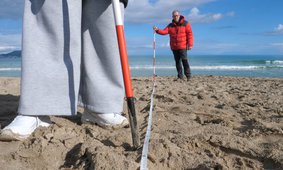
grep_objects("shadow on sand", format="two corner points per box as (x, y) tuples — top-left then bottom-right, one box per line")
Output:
(0, 94), (19, 128)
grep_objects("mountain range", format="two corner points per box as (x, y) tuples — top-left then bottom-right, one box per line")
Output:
(0, 50), (21, 58)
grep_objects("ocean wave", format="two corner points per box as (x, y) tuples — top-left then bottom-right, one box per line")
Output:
(1, 65), (282, 72)
(192, 66), (262, 70)
(130, 65), (283, 70)
(0, 68), (21, 71)
(265, 60), (283, 64)
(130, 66), (175, 69)
(194, 65), (283, 70)
(238, 60), (283, 65)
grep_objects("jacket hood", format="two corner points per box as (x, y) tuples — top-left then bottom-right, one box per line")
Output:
(120, 0), (128, 8)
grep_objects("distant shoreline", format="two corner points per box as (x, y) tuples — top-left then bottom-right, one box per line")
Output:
(0, 50), (21, 58)
(1, 52), (283, 78)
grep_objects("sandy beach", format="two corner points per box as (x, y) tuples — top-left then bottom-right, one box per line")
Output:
(0, 76), (282, 169)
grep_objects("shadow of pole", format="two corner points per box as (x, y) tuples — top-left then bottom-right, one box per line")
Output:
(62, 0), (76, 115)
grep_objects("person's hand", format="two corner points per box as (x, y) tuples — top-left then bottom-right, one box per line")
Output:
(188, 46), (192, 50)
(153, 26), (158, 32)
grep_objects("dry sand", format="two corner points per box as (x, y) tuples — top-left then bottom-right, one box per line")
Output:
(0, 76), (282, 170)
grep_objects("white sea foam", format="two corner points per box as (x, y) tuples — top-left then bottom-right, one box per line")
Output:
(0, 68), (21, 71)
(192, 66), (262, 70)
(130, 65), (283, 70)
(265, 60), (283, 64)
(130, 66), (175, 70)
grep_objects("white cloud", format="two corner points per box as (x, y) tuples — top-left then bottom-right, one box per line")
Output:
(271, 43), (283, 48)
(125, 0), (219, 24)
(268, 43), (283, 53)
(188, 7), (222, 23)
(0, 33), (21, 53)
(159, 41), (170, 48)
(196, 42), (239, 52)
(126, 35), (171, 55)
(264, 24), (283, 36)
(274, 24), (283, 33)
(226, 12), (235, 17)
(187, 7), (235, 23)
(0, 0), (232, 24)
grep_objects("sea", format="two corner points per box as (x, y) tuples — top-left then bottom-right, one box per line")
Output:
(0, 53), (282, 78)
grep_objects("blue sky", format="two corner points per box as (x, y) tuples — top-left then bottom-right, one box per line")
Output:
(1, 0), (283, 55)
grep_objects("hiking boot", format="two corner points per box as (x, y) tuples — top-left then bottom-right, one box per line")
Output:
(187, 76), (192, 81)
(81, 109), (129, 128)
(0, 115), (50, 141)
(174, 77), (184, 82)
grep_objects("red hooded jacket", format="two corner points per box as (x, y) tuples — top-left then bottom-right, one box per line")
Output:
(157, 16), (194, 50)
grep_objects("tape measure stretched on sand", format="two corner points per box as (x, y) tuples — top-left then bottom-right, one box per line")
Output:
(140, 33), (157, 170)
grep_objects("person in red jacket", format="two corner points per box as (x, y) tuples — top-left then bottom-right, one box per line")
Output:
(154, 10), (194, 81)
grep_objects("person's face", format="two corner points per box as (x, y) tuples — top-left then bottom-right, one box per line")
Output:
(172, 12), (180, 22)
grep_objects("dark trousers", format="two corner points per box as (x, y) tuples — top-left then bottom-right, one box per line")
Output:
(172, 49), (191, 78)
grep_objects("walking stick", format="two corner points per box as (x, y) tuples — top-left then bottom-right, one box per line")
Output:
(111, 0), (140, 148)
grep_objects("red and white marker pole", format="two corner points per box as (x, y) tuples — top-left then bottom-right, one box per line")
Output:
(111, 0), (140, 148)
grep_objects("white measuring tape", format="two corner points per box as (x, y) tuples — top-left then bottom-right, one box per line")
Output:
(140, 33), (157, 170)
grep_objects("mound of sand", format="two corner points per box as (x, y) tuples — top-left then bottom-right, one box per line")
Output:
(0, 76), (282, 169)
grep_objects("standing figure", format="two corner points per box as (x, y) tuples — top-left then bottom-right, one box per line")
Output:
(154, 10), (194, 81)
(0, 0), (129, 141)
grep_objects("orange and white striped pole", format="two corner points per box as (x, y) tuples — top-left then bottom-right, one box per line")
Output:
(112, 0), (140, 148)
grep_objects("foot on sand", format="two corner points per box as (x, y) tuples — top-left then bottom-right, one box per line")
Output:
(174, 77), (184, 82)
(187, 76), (192, 81)
(0, 115), (50, 141)
(81, 110), (129, 128)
